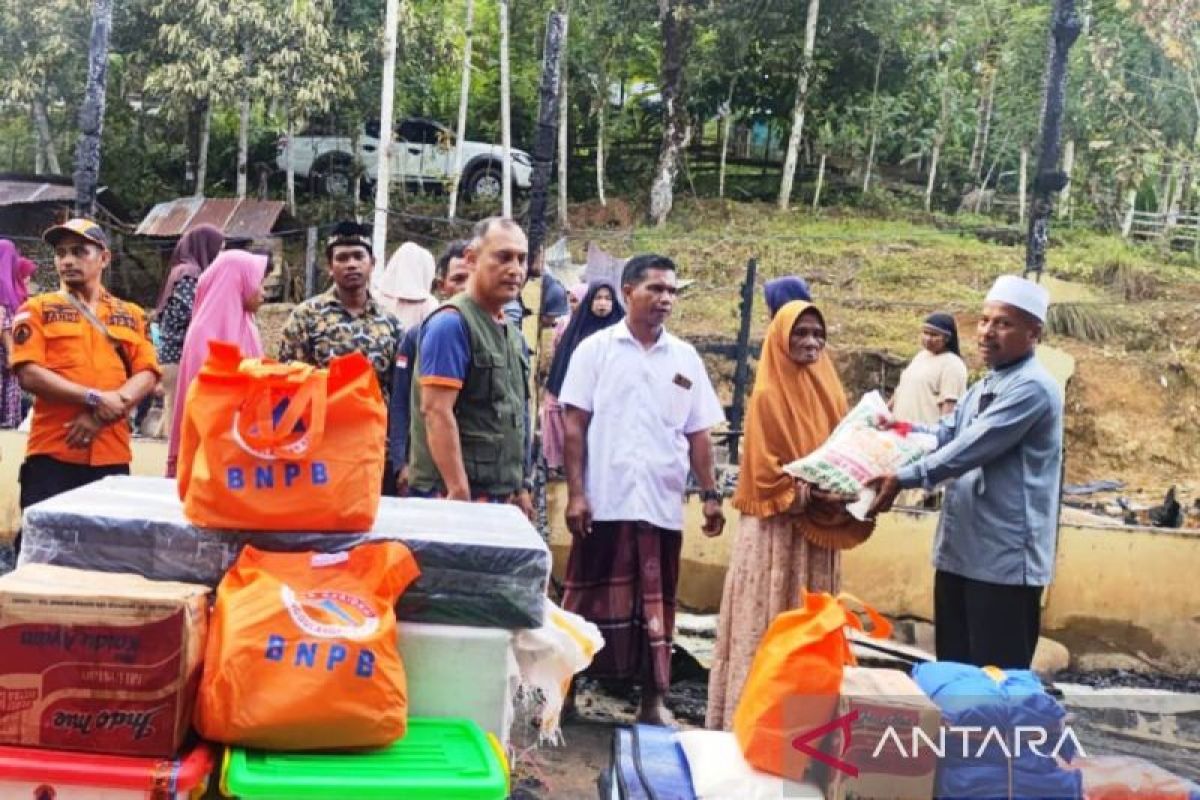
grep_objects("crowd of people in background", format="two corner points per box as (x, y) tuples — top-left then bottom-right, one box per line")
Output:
(1, 212), (1063, 728)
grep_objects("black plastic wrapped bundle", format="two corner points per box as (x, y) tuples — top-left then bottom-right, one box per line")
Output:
(19, 476), (549, 629)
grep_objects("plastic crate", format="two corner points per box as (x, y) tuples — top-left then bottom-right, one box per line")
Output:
(224, 717), (507, 799)
(0, 741), (212, 799)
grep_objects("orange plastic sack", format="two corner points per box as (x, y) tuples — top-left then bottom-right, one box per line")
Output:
(178, 341), (386, 531)
(733, 591), (892, 781)
(195, 542), (420, 750)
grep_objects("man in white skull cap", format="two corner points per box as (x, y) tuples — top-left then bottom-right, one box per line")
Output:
(868, 275), (1063, 669)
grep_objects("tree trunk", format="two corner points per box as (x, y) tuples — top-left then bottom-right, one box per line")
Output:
(237, 94), (250, 198)
(594, 89), (608, 207)
(351, 126), (363, 206)
(373, 0), (401, 260)
(448, 0), (475, 219)
(1018, 145), (1028, 225)
(1025, 0), (1082, 278)
(968, 67), (996, 178)
(1120, 186), (1137, 237)
(924, 67), (950, 213)
(499, 0), (513, 217)
(975, 65), (997, 181)
(1058, 138), (1075, 219)
(812, 152), (826, 211)
(33, 97), (62, 174)
(194, 98), (211, 198)
(718, 77), (735, 199)
(73, 0), (114, 217)
(862, 43), (883, 194)
(286, 112), (297, 214)
(648, 0), (696, 227)
(924, 140), (941, 212)
(776, 0), (820, 211)
(557, 5), (570, 229)
(525, 10), (567, 273)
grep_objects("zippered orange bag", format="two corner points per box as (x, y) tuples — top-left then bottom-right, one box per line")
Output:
(732, 592), (892, 781)
(177, 341), (386, 531)
(195, 542), (420, 750)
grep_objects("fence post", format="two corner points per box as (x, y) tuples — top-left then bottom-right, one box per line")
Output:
(304, 226), (318, 299)
(728, 257), (758, 465)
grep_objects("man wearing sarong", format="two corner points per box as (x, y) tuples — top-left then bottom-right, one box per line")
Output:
(869, 275), (1063, 670)
(559, 253), (726, 726)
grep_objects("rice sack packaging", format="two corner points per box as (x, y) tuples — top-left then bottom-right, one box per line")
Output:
(785, 391), (937, 519)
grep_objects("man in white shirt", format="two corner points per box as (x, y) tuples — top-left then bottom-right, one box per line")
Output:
(559, 253), (725, 726)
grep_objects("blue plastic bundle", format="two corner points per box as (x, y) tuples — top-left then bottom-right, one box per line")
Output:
(912, 662), (1083, 800)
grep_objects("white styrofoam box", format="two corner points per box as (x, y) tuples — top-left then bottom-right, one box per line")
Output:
(398, 621), (517, 744)
(677, 730), (824, 800)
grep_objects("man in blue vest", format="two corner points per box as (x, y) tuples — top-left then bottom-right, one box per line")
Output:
(407, 218), (533, 519)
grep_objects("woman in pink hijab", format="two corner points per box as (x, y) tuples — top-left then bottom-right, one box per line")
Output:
(166, 250), (268, 477)
(0, 240), (38, 428)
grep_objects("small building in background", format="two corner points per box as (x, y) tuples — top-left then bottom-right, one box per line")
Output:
(0, 173), (129, 291)
(134, 197), (299, 302)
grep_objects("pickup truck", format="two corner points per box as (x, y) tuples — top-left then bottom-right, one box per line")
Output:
(276, 117), (534, 202)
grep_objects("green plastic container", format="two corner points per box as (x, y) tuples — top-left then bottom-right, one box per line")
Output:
(223, 717), (508, 799)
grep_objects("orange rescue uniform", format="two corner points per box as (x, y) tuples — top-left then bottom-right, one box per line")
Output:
(10, 291), (161, 466)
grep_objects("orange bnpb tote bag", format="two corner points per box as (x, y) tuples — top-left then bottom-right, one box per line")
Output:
(178, 341), (386, 531)
(732, 591), (892, 781)
(195, 542), (420, 750)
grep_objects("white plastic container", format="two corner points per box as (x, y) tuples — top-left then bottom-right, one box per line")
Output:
(0, 742), (213, 799)
(398, 621), (517, 744)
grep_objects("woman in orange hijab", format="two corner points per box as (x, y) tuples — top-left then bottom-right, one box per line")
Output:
(706, 299), (874, 730)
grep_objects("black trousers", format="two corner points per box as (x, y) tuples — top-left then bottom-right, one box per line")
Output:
(934, 570), (1043, 669)
(16, 456), (130, 559)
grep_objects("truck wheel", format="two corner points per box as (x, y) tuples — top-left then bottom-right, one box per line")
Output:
(314, 155), (354, 197)
(465, 163), (504, 204)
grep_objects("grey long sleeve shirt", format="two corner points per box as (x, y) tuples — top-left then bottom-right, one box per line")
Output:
(897, 352), (1064, 587)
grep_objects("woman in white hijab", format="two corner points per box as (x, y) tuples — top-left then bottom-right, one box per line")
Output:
(374, 241), (439, 329)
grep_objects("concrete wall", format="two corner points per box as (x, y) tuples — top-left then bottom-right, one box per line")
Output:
(1, 431), (168, 541)
(5, 432), (1195, 672)
(547, 483), (1200, 673)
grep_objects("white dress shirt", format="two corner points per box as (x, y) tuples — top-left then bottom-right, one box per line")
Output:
(558, 320), (725, 531)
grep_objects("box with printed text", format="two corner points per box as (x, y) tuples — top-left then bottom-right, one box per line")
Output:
(0, 564), (209, 757)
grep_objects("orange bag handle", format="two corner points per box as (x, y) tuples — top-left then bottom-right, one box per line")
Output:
(836, 592), (893, 641)
(235, 369), (328, 459)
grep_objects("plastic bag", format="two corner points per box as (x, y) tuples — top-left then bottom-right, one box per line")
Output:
(195, 541), (419, 750)
(178, 341), (386, 531)
(733, 592), (892, 781)
(513, 600), (604, 745)
(677, 730), (823, 800)
(1076, 756), (1200, 800)
(784, 390), (937, 519)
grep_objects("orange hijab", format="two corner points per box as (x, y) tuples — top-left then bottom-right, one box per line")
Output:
(733, 300), (848, 517)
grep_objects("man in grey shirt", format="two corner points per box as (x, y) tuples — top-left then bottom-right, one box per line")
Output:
(869, 275), (1063, 669)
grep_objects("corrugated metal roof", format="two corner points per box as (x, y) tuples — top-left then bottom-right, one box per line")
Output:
(136, 197), (286, 237)
(0, 179), (76, 207)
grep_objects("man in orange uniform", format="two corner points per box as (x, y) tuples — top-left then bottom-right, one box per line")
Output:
(11, 219), (160, 515)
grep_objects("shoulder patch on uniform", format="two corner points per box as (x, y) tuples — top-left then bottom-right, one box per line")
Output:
(13, 322), (32, 346)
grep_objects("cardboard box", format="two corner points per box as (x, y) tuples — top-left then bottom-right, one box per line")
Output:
(820, 667), (941, 800)
(0, 564), (209, 757)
